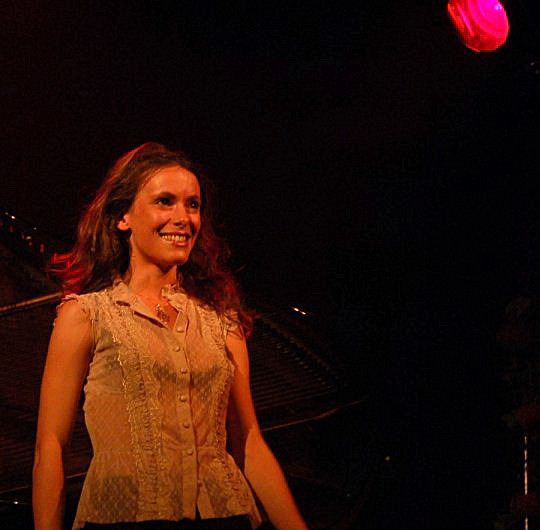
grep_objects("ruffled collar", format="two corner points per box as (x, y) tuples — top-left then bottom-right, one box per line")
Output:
(109, 278), (189, 322)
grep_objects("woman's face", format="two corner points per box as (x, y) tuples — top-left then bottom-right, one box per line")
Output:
(118, 164), (202, 272)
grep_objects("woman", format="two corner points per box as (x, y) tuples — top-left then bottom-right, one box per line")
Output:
(32, 143), (307, 530)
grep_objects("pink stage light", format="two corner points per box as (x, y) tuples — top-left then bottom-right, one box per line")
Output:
(447, 0), (509, 52)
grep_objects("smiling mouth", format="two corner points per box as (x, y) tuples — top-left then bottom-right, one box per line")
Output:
(160, 233), (190, 243)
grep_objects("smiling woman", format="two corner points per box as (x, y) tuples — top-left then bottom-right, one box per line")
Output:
(32, 143), (307, 530)
(47, 144), (250, 329)
(117, 165), (202, 275)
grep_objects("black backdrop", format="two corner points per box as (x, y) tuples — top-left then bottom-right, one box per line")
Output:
(2, 1), (539, 526)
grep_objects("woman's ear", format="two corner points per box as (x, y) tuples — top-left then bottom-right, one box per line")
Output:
(117, 214), (130, 231)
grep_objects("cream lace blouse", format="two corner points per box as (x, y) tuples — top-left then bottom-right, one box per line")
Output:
(63, 280), (261, 529)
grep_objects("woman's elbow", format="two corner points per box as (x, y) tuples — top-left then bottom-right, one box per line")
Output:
(244, 428), (271, 459)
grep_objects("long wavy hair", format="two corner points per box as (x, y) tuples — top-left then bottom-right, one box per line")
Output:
(51, 142), (253, 334)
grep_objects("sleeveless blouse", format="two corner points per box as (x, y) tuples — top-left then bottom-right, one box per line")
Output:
(64, 281), (261, 529)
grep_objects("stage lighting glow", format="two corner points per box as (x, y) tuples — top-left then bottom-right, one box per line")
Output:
(447, 0), (509, 52)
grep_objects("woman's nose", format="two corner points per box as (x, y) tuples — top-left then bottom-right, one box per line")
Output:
(172, 205), (188, 226)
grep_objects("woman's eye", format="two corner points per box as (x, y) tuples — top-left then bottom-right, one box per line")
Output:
(156, 197), (172, 206)
(188, 199), (200, 210)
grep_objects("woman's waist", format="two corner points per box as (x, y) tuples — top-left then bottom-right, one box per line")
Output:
(91, 444), (226, 457)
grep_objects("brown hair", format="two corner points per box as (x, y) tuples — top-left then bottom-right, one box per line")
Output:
(51, 142), (253, 334)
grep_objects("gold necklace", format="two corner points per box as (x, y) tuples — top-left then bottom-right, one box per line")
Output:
(155, 303), (170, 324)
(137, 291), (171, 325)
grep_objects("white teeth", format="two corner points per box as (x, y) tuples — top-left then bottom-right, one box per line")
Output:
(160, 234), (188, 242)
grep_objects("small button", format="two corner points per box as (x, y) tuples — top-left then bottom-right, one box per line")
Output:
(232, 485), (239, 491)
(197, 480), (203, 487)
(180, 368), (188, 374)
(174, 345), (181, 352)
(186, 448), (194, 455)
(183, 422), (190, 429)
(180, 395), (187, 402)
(176, 327), (184, 333)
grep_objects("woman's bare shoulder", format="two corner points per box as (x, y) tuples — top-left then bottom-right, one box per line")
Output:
(56, 289), (107, 324)
(53, 297), (94, 341)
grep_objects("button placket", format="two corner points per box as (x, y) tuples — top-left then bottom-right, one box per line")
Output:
(177, 364), (196, 510)
(170, 313), (190, 382)
(169, 308), (197, 507)
(173, 308), (188, 335)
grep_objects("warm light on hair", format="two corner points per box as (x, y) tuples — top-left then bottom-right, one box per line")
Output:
(447, 0), (509, 52)
(50, 143), (254, 335)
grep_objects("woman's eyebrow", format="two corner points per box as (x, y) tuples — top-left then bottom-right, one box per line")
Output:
(151, 190), (176, 198)
(150, 190), (201, 201)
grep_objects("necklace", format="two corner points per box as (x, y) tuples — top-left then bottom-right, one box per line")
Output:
(155, 302), (170, 324)
(137, 291), (171, 325)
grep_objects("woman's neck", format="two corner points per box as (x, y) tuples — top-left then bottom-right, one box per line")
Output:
(123, 265), (178, 298)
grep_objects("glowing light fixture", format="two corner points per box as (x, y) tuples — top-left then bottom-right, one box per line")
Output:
(447, 0), (509, 52)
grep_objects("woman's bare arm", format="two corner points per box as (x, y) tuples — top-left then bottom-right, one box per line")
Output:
(226, 328), (308, 530)
(33, 300), (93, 530)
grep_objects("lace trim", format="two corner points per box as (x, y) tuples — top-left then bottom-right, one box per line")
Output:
(105, 290), (170, 519)
(198, 308), (232, 450)
(198, 308), (254, 515)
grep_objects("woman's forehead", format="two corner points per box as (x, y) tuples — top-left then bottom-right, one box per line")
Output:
(139, 165), (200, 195)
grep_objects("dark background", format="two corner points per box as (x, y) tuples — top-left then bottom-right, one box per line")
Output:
(2, 1), (539, 527)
